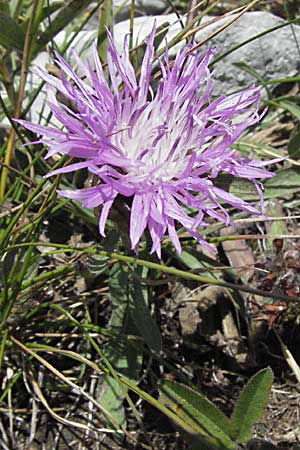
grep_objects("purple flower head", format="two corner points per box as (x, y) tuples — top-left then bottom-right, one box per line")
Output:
(18, 25), (276, 258)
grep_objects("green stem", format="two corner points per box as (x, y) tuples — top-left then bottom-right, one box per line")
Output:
(0, 330), (8, 370)
(1, 242), (299, 302)
(129, 0), (135, 52)
(0, 0), (40, 200)
(21, 264), (74, 291)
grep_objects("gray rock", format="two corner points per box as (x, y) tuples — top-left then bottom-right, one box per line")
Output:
(83, 11), (300, 94)
(27, 11), (300, 125)
(111, 11), (300, 95)
(114, 0), (168, 22)
(86, 0), (168, 28)
(194, 11), (300, 95)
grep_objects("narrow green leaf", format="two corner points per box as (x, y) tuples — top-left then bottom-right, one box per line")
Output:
(176, 248), (216, 271)
(31, 0), (95, 60)
(98, 375), (126, 428)
(129, 266), (162, 353)
(34, 1), (64, 24)
(103, 337), (143, 383)
(215, 173), (260, 201)
(233, 61), (265, 84)
(105, 264), (143, 381)
(97, 0), (112, 63)
(265, 168), (300, 188)
(174, 246), (223, 281)
(261, 76), (300, 85)
(277, 100), (300, 121)
(229, 176), (259, 200)
(223, 169), (300, 201)
(20, 1), (64, 33)
(288, 123), (300, 159)
(0, 13), (25, 50)
(153, 22), (170, 49)
(97, 264), (143, 427)
(229, 368), (273, 443)
(160, 380), (235, 450)
(28, 0), (44, 40)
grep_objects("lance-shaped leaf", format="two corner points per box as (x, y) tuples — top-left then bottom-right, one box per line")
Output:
(0, 13), (25, 50)
(229, 367), (273, 443)
(97, 263), (143, 428)
(160, 380), (235, 450)
(128, 265), (162, 353)
(288, 123), (300, 159)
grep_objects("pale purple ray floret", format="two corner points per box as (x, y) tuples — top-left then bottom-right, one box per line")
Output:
(18, 25), (276, 258)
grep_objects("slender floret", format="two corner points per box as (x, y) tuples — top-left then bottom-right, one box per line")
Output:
(18, 26), (276, 257)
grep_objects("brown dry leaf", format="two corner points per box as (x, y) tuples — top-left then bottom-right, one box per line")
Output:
(220, 225), (255, 282)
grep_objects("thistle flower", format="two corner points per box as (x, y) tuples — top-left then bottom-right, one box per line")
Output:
(18, 26), (276, 257)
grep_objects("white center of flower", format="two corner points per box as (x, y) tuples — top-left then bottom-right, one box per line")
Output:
(111, 99), (197, 184)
